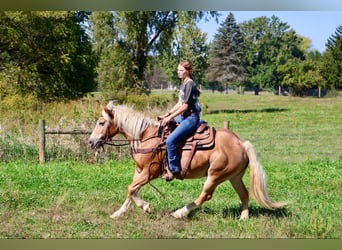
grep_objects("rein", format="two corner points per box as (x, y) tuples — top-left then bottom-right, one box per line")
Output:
(104, 139), (137, 147)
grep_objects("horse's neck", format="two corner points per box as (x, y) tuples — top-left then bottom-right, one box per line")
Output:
(119, 124), (159, 148)
(141, 125), (159, 141)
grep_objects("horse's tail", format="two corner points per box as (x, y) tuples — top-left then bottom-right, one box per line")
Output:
(243, 140), (287, 210)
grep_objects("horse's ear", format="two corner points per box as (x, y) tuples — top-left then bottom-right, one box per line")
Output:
(102, 106), (114, 119)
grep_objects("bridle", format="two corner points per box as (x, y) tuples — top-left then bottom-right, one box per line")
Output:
(99, 117), (139, 148)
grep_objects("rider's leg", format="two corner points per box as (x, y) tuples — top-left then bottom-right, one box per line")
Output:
(164, 114), (199, 179)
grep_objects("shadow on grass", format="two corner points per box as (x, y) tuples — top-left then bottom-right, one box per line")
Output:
(222, 204), (291, 219)
(188, 204), (291, 220)
(208, 107), (288, 114)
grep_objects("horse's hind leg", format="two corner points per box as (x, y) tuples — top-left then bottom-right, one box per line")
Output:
(230, 175), (249, 220)
(171, 176), (221, 219)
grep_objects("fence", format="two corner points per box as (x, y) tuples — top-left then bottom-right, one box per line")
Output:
(39, 119), (230, 164)
(39, 119), (91, 164)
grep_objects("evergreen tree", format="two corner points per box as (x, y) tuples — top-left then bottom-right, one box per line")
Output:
(207, 12), (245, 94)
(320, 25), (342, 90)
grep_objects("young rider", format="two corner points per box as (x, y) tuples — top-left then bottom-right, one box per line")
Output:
(158, 60), (202, 181)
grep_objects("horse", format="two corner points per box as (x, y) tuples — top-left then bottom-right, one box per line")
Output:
(88, 101), (287, 220)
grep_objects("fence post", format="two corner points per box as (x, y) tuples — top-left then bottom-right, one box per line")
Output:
(223, 120), (230, 129)
(39, 119), (46, 164)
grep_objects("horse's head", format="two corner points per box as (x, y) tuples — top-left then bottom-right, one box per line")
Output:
(88, 107), (119, 149)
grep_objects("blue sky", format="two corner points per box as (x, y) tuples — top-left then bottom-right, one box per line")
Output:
(198, 11), (341, 53)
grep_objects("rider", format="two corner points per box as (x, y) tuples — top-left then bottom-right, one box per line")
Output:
(158, 60), (202, 181)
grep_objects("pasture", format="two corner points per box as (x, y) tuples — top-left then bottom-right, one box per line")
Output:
(0, 92), (341, 238)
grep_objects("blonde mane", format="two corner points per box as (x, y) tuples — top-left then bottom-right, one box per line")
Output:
(103, 102), (159, 140)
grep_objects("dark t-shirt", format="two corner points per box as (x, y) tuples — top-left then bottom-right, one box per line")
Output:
(179, 79), (201, 114)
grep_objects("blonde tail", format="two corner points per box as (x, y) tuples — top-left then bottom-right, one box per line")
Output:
(244, 141), (287, 210)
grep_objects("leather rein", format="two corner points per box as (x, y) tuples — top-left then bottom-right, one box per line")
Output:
(104, 126), (166, 154)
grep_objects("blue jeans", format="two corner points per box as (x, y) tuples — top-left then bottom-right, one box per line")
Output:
(166, 114), (200, 173)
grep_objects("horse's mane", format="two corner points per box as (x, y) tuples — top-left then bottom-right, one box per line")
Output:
(103, 101), (159, 140)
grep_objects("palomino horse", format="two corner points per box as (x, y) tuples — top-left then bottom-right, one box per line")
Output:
(88, 102), (287, 220)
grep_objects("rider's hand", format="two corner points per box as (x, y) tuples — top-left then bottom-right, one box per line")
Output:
(160, 116), (172, 127)
(157, 112), (170, 121)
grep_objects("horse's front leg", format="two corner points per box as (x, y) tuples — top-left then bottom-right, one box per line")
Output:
(110, 167), (152, 219)
(110, 197), (133, 219)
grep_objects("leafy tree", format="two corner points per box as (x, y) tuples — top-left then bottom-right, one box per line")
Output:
(240, 15), (304, 94)
(278, 58), (324, 96)
(207, 12), (245, 94)
(158, 12), (210, 89)
(90, 11), (133, 98)
(0, 11), (97, 102)
(90, 11), (217, 97)
(320, 25), (342, 90)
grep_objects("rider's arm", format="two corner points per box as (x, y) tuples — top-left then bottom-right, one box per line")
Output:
(158, 101), (181, 120)
(159, 102), (188, 126)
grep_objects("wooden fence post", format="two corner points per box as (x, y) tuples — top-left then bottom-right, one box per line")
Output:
(224, 120), (230, 129)
(39, 119), (46, 164)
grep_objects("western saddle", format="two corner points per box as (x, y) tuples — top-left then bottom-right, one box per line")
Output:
(160, 120), (216, 179)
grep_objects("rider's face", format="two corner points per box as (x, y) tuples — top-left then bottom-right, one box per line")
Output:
(177, 65), (189, 81)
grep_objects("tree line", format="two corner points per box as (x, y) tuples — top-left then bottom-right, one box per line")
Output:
(0, 11), (341, 103)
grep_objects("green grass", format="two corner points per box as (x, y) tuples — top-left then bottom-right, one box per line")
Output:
(0, 159), (340, 238)
(0, 91), (341, 238)
(200, 92), (342, 163)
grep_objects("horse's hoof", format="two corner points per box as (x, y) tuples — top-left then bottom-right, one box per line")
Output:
(170, 211), (181, 219)
(142, 203), (151, 213)
(239, 210), (249, 220)
(145, 207), (151, 213)
(110, 212), (121, 219)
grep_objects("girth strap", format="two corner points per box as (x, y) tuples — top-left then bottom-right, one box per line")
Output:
(180, 140), (198, 179)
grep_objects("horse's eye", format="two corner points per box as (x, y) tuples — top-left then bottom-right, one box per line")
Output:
(99, 121), (105, 126)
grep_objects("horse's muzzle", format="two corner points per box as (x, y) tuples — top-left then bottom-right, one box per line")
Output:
(88, 137), (104, 149)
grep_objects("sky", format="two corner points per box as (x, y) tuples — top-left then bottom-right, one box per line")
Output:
(198, 11), (341, 53)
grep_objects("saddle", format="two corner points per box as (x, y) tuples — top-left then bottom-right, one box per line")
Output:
(161, 120), (216, 179)
(178, 121), (215, 150)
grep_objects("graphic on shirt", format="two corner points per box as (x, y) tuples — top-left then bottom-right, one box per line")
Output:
(179, 80), (201, 114)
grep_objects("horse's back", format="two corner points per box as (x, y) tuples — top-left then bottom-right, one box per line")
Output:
(214, 128), (245, 150)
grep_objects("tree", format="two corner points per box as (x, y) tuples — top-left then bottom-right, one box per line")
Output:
(0, 11), (97, 102)
(240, 15), (304, 94)
(90, 11), (134, 98)
(320, 25), (342, 90)
(207, 12), (245, 94)
(90, 11), (217, 97)
(158, 12), (210, 89)
(278, 58), (324, 97)
(145, 63), (168, 90)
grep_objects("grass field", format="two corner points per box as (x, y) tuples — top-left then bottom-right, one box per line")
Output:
(0, 92), (341, 238)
